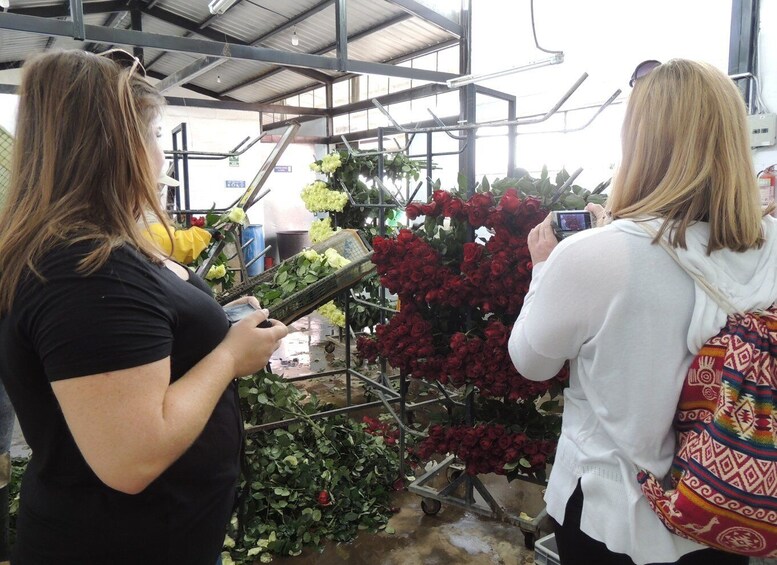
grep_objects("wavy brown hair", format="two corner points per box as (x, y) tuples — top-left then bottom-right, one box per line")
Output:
(0, 50), (169, 313)
(608, 59), (764, 253)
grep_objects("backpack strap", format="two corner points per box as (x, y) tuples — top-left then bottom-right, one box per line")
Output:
(636, 222), (742, 315)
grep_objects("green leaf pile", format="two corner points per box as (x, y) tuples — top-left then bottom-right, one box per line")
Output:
(226, 373), (400, 562)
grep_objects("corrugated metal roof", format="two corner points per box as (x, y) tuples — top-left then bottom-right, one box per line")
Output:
(1, 0), (461, 104)
(0, 29), (46, 62)
(343, 18), (450, 63)
(190, 57), (275, 93)
(208, 0), (320, 45)
(150, 0), (212, 27)
(149, 51), (200, 77)
(228, 68), (315, 103)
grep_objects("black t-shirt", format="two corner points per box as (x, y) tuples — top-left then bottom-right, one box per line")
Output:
(0, 242), (241, 565)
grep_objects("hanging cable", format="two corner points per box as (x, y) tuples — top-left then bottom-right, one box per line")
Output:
(530, 0), (563, 55)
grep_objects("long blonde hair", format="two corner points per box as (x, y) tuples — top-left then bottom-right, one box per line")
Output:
(0, 50), (170, 313)
(608, 59), (764, 253)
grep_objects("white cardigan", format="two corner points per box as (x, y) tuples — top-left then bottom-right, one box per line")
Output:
(508, 217), (777, 565)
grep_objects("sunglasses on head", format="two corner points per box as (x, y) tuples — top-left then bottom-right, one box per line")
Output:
(98, 48), (147, 77)
(629, 59), (661, 87)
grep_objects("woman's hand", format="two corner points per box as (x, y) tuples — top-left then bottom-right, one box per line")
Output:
(219, 308), (288, 377)
(224, 295), (261, 309)
(585, 202), (609, 227)
(528, 213), (558, 265)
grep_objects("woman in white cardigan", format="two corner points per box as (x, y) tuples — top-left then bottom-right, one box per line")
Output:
(509, 59), (777, 565)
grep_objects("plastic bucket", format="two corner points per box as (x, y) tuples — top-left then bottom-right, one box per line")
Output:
(241, 224), (265, 276)
(277, 230), (310, 261)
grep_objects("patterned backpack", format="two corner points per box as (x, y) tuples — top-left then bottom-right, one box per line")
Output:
(636, 232), (777, 558)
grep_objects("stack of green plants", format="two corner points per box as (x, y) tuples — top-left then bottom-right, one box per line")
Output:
(223, 373), (401, 564)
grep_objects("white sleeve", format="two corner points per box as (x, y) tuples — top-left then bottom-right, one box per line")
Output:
(508, 239), (608, 381)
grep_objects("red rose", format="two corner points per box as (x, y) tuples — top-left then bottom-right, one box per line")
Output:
(317, 490), (331, 506)
(469, 192), (493, 209)
(523, 197), (542, 213)
(467, 207), (490, 228)
(444, 198), (466, 218)
(462, 242), (484, 265)
(405, 203), (423, 220)
(490, 258), (508, 277)
(499, 188), (522, 214)
(432, 189), (452, 206)
(190, 216), (206, 228)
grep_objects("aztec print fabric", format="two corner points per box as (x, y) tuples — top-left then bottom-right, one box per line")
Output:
(637, 306), (777, 557)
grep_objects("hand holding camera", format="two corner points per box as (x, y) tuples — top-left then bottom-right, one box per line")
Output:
(223, 302), (274, 328)
(550, 210), (596, 241)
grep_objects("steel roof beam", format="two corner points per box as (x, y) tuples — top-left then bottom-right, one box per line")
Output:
(163, 96), (328, 115)
(384, 0), (461, 37)
(0, 13), (460, 82)
(155, 55), (223, 92)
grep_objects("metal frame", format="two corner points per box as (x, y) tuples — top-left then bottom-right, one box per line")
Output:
(0, 11), (457, 83)
(728, 0), (760, 111)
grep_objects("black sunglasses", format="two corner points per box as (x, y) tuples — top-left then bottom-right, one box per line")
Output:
(98, 48), (147, 77)
(629, 59), (661, 87)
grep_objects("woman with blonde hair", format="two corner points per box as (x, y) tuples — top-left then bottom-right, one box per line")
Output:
(0, 49), (287, 565)
(509, 59), (777, 565)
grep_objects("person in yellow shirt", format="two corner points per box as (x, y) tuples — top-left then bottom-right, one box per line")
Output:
(146, 172), (214, 264)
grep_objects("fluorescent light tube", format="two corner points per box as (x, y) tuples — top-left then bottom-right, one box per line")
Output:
(208, 0), (239, 15)
(446, 52), (564, 88)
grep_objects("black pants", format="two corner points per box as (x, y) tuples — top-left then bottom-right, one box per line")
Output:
(551, 481), (749, 565)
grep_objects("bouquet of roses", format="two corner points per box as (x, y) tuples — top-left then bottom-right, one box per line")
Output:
(357, 168), (605, 479)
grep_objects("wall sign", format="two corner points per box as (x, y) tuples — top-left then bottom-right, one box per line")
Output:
(273, 165), (292, 173)
(225, 180), (246, 189)
(228, 156), (240, 167)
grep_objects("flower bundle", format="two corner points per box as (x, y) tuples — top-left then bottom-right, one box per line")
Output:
(416, 424), (557, 477)
(300, 180), (348, 213)
(357, 170), (604, 479)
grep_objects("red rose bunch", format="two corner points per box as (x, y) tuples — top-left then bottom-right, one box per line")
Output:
(416, 423), (557, 476)
(372, 229), (458, 304)
(445, 321), (560, 400)
(371, 304), (446, 380)
(360, 183), (570, 481)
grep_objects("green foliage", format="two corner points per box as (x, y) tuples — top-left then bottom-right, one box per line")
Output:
(324, 150), (424, 234)
(227, 373), (400, 563)
(490, 168), (609, 210)
(310, 150), (425, 332)
(8, 457), (27, 547)
(251, 251), (340, 310)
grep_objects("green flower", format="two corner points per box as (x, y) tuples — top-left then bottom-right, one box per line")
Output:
(227, 207), (247, 224)
(206, 263), (227, 280)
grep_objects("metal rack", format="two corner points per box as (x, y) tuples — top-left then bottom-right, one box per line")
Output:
(351, 75), (619, 547)
(164, 121), (300, 283)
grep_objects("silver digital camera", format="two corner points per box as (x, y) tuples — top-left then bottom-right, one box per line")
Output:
(551, 210), (596, 240)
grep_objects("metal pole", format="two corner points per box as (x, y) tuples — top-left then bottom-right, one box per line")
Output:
(69, 0), (85, 40)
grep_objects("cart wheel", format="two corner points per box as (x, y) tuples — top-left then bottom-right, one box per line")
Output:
(421, 498), (442, 516)
(523, 531), (535, 550)
(324, 342), (336, 353)
(446, 467), (463, 483)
